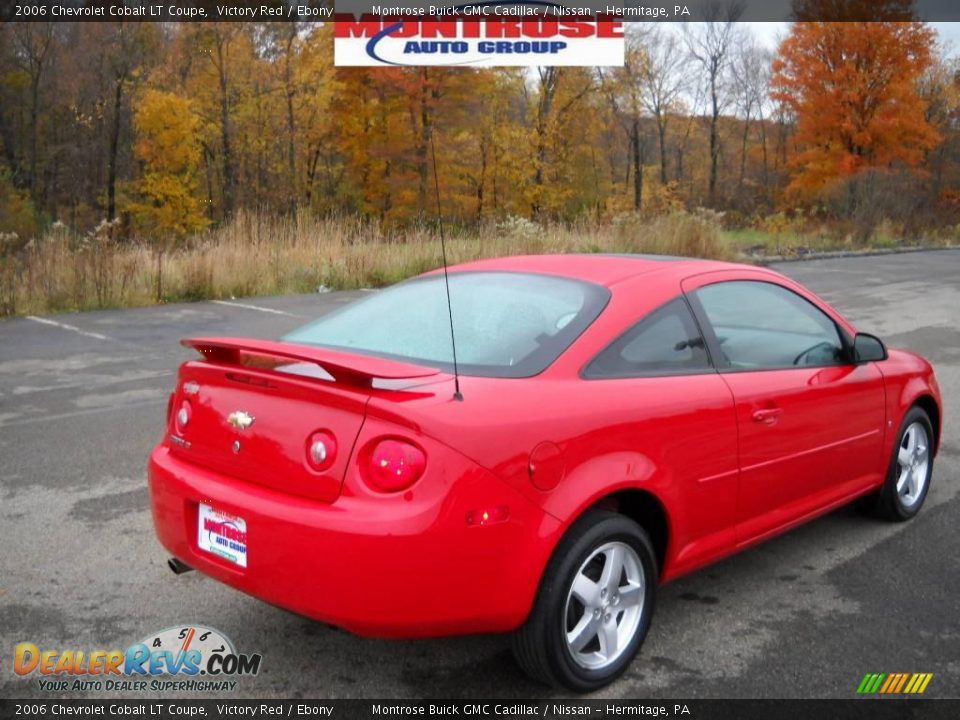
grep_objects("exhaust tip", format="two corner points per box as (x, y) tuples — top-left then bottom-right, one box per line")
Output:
(167, 557), (194, 575)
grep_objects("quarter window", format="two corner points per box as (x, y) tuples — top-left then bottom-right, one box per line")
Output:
(584, 298), (711, 378)
(694, 281), (846, 370)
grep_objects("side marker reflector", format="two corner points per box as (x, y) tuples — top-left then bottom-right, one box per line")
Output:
(466, 506), (509, 527)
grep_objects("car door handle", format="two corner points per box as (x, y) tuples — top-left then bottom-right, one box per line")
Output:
(752, 407), (783, 424)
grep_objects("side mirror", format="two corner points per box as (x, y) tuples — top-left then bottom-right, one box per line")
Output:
(853, 333), (887, 363)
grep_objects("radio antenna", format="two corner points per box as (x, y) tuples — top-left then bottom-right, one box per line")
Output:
(430, 129), (463, 402)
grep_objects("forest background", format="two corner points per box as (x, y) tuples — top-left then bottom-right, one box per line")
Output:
(2, 1), (959, 314)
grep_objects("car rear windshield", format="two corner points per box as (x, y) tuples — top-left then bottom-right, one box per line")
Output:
(284, 271), (610, 378)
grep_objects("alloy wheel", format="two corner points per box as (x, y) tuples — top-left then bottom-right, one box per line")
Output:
(563, 541), (645, 670)
(896, 421), (930, 508)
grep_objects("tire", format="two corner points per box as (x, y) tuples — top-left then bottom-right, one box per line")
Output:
(512, 509), (657, 692)
(865, 406), (935, 521)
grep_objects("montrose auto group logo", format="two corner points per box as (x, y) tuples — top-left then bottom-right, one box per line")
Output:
(13, 625), (261, 693)
(334, 5), (626, 67)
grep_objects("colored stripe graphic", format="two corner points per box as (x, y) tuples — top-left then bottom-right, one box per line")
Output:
(880, 673), (906, 693)
(893, 673), (909, 693)
(858, 672), (932, 694)
(906, 673), (933, 694)
(857, 673), (885, 694)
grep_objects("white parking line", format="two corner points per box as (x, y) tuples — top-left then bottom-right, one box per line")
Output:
(211, 300), (299, 317)
(25, 315), (111, 341)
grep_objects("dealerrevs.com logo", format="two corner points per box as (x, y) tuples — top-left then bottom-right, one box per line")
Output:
(13, 625), (262, 693)
(334, 11), (625, 67)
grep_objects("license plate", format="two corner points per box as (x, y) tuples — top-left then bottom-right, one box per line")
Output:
(197, 504), (248, 568)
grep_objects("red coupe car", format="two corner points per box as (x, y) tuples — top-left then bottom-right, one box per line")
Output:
(148, 254), (941, 691)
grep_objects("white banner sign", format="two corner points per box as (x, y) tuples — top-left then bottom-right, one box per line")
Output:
(334, 18), (625, 67)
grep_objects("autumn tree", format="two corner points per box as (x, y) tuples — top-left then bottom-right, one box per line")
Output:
(637, 25), (688, 186)
(102, 23), (158, 222)
(3, 18), (959, 242)
(333, 68), (406, 221)
(603, 32), (651, 211)
(527, 67), (595, 218)
(0, 167), (37, 240)
(730, 37), (772, 204)
(468, 69), (527, 220)
(185, 23), (245, 218)
(684, 0), (744, 206)
(918, 53), (960, 197)
(130, 89), (208, 238)
(771, 19), (940, 201)
(295, 26), (338, 213)
(8, 23), (56, 200)
(278, 23), (304, 215)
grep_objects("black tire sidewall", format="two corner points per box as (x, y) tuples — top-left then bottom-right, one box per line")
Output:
(883, 407), (934, 520)
(541, 512), (657, 692)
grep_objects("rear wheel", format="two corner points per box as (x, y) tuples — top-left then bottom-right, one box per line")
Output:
(867, 407), (934, 521)
(512, 510), (657, 691)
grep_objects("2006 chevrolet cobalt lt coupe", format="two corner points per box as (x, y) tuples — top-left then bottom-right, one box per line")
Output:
(149, 254), (941, 691)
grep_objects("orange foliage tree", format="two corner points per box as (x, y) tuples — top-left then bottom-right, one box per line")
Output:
(771, 19), (940, 201)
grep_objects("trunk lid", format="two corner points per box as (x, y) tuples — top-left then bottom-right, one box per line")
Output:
(167, 337), (442, 503)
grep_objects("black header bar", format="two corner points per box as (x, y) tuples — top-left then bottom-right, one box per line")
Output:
(3, 700), (960, 720)
(3, 0), (960, 22)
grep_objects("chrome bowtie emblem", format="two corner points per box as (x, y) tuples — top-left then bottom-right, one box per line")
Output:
(227, 410), (255, 430)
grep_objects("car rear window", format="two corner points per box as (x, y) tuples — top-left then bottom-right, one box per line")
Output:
(284, 271), (610, 378)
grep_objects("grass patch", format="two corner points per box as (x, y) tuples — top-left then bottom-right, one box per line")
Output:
(1, 211), (733, 316)
(0, 210), (953, 317)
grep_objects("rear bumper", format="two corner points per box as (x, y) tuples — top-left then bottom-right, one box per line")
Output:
(148, 445), (560, 638)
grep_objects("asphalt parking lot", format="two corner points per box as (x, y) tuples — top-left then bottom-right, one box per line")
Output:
(1, 250), (958, 700)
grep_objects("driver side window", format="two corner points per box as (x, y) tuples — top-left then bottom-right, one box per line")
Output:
(694, 281), (846, 370)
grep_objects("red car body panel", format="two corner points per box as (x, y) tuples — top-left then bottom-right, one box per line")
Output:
(147, 255), (942, 638)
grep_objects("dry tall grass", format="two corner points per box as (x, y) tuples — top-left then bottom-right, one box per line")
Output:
(0, 210), (732, 317)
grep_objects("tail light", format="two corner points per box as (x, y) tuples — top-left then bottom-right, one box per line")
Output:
(364, 439), (426, 492)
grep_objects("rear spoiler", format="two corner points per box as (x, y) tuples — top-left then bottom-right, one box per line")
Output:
(181, 337), (441, 387)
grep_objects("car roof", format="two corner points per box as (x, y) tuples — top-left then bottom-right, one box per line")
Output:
(446, 253), (748, 287)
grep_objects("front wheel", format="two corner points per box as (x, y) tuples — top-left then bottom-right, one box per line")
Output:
(512, 510), (657, 691)
(867, 406), (934, 521)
